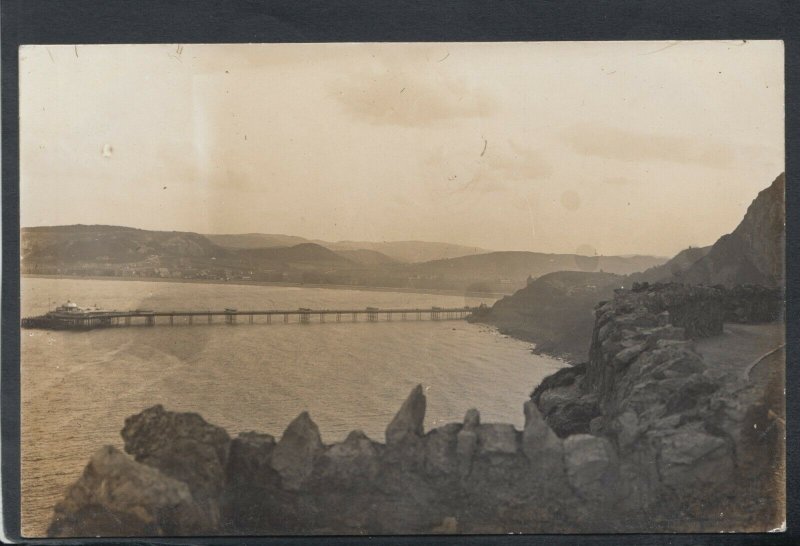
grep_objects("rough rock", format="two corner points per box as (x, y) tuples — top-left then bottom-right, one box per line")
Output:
(643, 325), (686, 349)
(521, 401), (564, 473)
(385, 384), (426, 444)
(681, 172), (785, 288)
(225, 432), (278, 489)
(476, 423), (518, 456)
(120, 404), (230, 526)
(49, 262), (787, 536)
(48, 446), (207, 537)
(270, 411), (323, 490)
(614, 343), (645, 368)
(563, 434), (618, 502)
(314, 430), (381, 485)
(424, 423), (461, 475)
(463, 408), (480, 430)
(652, 425), (733, 487)
(539, 392), (601, 438)
(609, 410), (640, 451)
(531, 362), (587, 405)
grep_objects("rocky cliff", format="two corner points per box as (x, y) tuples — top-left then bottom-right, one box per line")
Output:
(681, 173), (785, 288)
(49, 283), (784, 536)
(470, 271), (624, 361)
(474, 173), (785, 361)
(531, 282), (785, 528)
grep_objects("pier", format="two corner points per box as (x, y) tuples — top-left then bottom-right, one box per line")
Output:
(21, 306), (484, 330)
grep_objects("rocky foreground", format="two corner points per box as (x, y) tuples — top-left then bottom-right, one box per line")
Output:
(48, 283), (785, 536)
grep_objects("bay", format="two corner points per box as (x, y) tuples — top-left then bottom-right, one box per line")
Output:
(21, 276), (565, 536)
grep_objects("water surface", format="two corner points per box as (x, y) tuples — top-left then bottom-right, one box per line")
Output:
(21, 277), (565, 536)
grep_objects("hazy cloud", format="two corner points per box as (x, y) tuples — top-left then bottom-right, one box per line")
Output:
(491, 142), (553, 181)
(19, 42), (784, 256)
(331, 66), (497, 127)
(603, 176), (633, 185)
(424, 141), (552, 195)
(562, 122), (736, 168)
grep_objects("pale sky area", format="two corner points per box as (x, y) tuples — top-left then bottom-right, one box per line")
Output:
(20, 41), (784, 256)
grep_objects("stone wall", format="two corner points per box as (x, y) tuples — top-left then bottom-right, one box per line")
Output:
(50, 392), (588, 536)
(48, 283), (784, 536)
(531, 282), (784, 529)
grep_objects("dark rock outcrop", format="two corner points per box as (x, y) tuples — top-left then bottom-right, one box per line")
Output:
(48, 446), (209, 537)
(385, 384), (426, 444)
(470, 270), (623, 361)
(533, 282), (781, 438)
(120, 404), (231, 527)
(473, 173), (784, 363)
(681, 173), (785, 288)
(270, 411), (324, 491)
(563, 434), (618, 502)
(529, 281), (784, 530)
(50, 280), (784, 536)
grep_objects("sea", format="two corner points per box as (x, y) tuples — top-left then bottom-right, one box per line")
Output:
(20, 276), (565, 536)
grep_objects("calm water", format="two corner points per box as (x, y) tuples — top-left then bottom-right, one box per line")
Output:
(21, 277), (564, 536)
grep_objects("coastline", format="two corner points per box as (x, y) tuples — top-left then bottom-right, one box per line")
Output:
(21, 273), (511, 300)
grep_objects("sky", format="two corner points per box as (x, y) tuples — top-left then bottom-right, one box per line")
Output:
(19, 41), (784, 257)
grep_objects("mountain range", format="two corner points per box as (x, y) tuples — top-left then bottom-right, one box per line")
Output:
(21, 226), (667, 293)
(204, 234), (490, 263)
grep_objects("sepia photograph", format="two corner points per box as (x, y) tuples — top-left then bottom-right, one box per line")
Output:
(17, 41), (785, 537)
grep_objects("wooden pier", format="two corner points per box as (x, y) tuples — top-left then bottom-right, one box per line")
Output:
(21, 306), (483, 330)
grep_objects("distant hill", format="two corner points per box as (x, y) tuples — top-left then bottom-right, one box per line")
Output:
(206, 233), (489, 263)
(679, 173), (785, 288)
(335, 249), (399, 266)
(628, 245), (712, 284)
(405, 251), (667, 282)
(234, 243), (354, 270)
(21, 225), (229, 265)
(476, 271), (624, 361)
(205, 233), (311, 249)
(20, 224), (668, 292)
(322, 240), (490, 263)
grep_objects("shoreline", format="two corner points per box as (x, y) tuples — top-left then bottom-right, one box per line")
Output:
(21, 274), (511, 300)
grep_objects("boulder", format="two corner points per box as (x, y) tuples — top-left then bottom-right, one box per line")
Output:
(563, 434), (618, 501)
(537, 386), (580, 416)
(385, 384), (426, 444)
(463, 408), (480, 430)
(48, 446), (207, 537)
(424, 423), (461, 475)
(271, 411), (324, 490)
(225, 432), (279, 489)
(614, 343), (645, 369)
(610, 410), (641, 451)
(314, 430), (381, 485)
(654, 426), (733, 487)
(662, 373), (719, 415)
(531, 362), (587, 405)
(477, 423), (518, 456)
(521, 401), (564, 473)
(120, 404), (230, 524)
(542, 394), (601, 438)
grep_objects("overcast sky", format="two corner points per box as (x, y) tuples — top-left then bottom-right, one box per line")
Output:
(20, 41), (784, 256)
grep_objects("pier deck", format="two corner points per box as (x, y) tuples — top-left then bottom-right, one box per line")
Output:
(21, 306), (483, 330)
